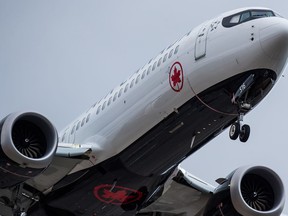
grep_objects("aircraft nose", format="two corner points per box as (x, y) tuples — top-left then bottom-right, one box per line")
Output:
(260, 19), (288, 60)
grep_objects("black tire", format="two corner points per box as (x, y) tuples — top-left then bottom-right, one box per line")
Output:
(239, 124), (250, 142)
(229, 122), (240, 140)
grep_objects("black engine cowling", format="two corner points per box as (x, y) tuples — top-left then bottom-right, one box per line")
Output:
(203, 166), (285, 216)
(0, 111), (58, 188)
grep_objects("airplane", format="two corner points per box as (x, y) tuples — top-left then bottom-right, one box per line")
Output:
(0, 6), (288, 216)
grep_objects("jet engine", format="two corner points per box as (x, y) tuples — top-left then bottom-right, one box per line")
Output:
(203, 166), (285, 216)
(0, 111), (58, 188)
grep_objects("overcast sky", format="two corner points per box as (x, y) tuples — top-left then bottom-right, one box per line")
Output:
(1, 0), (288, 213)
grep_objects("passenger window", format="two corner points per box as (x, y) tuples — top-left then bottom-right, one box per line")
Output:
(102, 101), (106, 110)
(130, 79), (135, 88)
(96, 105), (101, 114)
(76, 122), (80, 131)
(152, 62), (157, 71)
(86, 113), (91, 123)
(108, 96), (112, 106)
(136, 74), (140, 83)
(141, 70), (146, 79)
(174, 45), (179, 54)
(157, 57), (162, 67)
(147, 66), (151, 75)
(118, 88), (123, 97)
(124, 84), (129, 92)
(71, 125), (75, 134)
(81, 117), (86, 127)
(113, 92), (117, 101)
(168, 49), (174, 58)
(163, 53), (168, 62)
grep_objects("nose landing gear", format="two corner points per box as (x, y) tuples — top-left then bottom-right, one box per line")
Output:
(229, 122), (240, 140)
(229, 74), (255, 142)
(229, 120), (250, 143)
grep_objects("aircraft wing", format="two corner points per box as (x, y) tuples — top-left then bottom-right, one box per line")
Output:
(138, 166), (214, 215)
(139, 165), (286, 216)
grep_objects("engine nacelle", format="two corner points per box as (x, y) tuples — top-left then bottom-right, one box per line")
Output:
(203, 166), (285, 216)
(0, 111), (58, 188)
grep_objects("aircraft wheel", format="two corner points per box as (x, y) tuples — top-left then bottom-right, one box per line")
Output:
(239, 124), (250, 143)
(229, 122), (240, 140)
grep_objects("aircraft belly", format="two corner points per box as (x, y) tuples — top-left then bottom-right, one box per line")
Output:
(119, 81), (238, 177)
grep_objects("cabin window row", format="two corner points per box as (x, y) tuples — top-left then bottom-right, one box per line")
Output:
(93, 44), (180, 115)
(67, 44), (181, 138)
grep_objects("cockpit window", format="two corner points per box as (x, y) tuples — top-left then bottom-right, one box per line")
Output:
(230, 14), (241, 24)
(240, 11), (250, 22)
(251, 10), (274, 18)
(222, 10), (275, 28)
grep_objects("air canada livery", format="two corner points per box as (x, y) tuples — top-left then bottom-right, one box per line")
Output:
(1, 7), (288, 216)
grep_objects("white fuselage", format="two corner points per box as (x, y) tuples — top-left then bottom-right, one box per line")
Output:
(59, 7), (288, 166)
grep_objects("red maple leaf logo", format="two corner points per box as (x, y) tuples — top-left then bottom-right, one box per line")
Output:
(93, 184), (143, 205)
(169, 62), (184, 92)
(171, 67), (182, 87)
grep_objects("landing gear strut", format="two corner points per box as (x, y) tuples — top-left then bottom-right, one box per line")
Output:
(229, 74), (255, 143)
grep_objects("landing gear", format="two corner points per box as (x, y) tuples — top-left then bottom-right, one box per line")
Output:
(230, 94), (252, 141)
(229, 74), (255, 143)
(239, 124), (250, 142)
(229, 121), (250, 143)
(229, 122), (240, 140)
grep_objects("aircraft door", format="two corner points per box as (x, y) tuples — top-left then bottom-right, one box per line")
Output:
(195, 24), (209, 60)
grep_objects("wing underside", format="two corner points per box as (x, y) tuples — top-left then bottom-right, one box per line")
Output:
(138, 167), (214, 216)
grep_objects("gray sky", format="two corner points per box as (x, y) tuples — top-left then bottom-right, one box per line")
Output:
(1, 0), (288, 213)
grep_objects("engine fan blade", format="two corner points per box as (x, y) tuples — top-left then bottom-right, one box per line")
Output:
(12, 120), (47, 158)
(241, 174), (274, 211)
